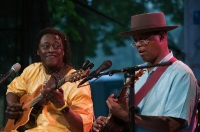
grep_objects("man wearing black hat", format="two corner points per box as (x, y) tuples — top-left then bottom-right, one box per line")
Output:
(92, 12), (199, 132)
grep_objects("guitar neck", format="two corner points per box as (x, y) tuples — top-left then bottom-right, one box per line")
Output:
(117, 69), (145, 103)
(30, 76), (67, 107)
(30, 69), (86, 108)
(117, 84), (129, 103)
(31, 94), (43, 107)
(51, 76), (66, 90)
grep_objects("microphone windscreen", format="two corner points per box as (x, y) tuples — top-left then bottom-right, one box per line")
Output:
(97, 60), (112, 72)
(11, 63), (21, 73)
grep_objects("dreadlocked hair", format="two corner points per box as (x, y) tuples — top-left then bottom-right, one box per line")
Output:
(34, 27), (73, 67)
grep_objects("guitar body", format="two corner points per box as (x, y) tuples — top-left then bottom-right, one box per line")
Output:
(4, 68), (90, 132)
(100, 116), (127, 132)
(100, 69), (145, 132)
(4, 85), (43, 132)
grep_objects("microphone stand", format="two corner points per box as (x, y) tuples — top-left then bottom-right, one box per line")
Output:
(127, 69), (135, 132)
(126, 62), (172, 132)
(99, 61), (172, 132)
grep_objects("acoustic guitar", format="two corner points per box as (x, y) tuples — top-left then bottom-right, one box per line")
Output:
(100, 69), (145, 132)
(4, 68), (90, 132)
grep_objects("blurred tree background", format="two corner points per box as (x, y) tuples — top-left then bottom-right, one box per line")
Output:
(0, 0), (184, 127)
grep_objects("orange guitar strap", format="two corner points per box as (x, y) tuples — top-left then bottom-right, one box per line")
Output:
(134, 57), (177, 106)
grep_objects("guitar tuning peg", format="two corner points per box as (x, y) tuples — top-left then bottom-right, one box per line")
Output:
(82, 60), (90, 70)
(81, 60), (94, 71)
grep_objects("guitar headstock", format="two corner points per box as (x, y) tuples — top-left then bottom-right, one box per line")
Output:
(51, 60), (94, 90)
(65, 68), (90, 83)
(124, 69), (146, 85)
(134, 69), (146, 82)
(66, 60), (93, 83)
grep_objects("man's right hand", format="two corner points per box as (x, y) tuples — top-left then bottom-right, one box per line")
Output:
(5, 103), (23, 119)
(92, 116), (107, 132)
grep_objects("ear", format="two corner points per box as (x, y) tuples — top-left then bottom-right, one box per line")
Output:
(159, 31), (165, 42)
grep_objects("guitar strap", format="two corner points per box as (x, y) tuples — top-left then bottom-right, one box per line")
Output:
(134, 57), (177, 106)
(44, 65), (72, 89)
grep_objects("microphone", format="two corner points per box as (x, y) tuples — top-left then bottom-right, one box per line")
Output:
(0, 63), (21, 85)
(78, 60), (112, 87)
(91, 60), (112, 75)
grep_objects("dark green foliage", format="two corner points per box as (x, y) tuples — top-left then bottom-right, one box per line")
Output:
(47, 0), (184, 61)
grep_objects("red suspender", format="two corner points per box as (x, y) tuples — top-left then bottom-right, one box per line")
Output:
(134, 57), (177, 106)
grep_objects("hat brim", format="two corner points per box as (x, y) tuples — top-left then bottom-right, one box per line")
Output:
(119, 25), (179, 36)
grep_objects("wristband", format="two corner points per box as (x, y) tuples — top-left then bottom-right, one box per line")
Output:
(56, 101), (67, 111)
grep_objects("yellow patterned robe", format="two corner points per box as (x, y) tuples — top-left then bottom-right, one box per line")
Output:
(6, 63), (94, 132)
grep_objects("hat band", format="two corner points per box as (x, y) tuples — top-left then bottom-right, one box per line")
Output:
(131, 24), (167, 31)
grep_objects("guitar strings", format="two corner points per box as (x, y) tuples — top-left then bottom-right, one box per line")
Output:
(42, 64), (67, 85)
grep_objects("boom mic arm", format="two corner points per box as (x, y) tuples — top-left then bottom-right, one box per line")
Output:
(100, 61), (172, 76)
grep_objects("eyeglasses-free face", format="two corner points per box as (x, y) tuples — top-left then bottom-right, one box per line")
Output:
(130, 35), (154, 48)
